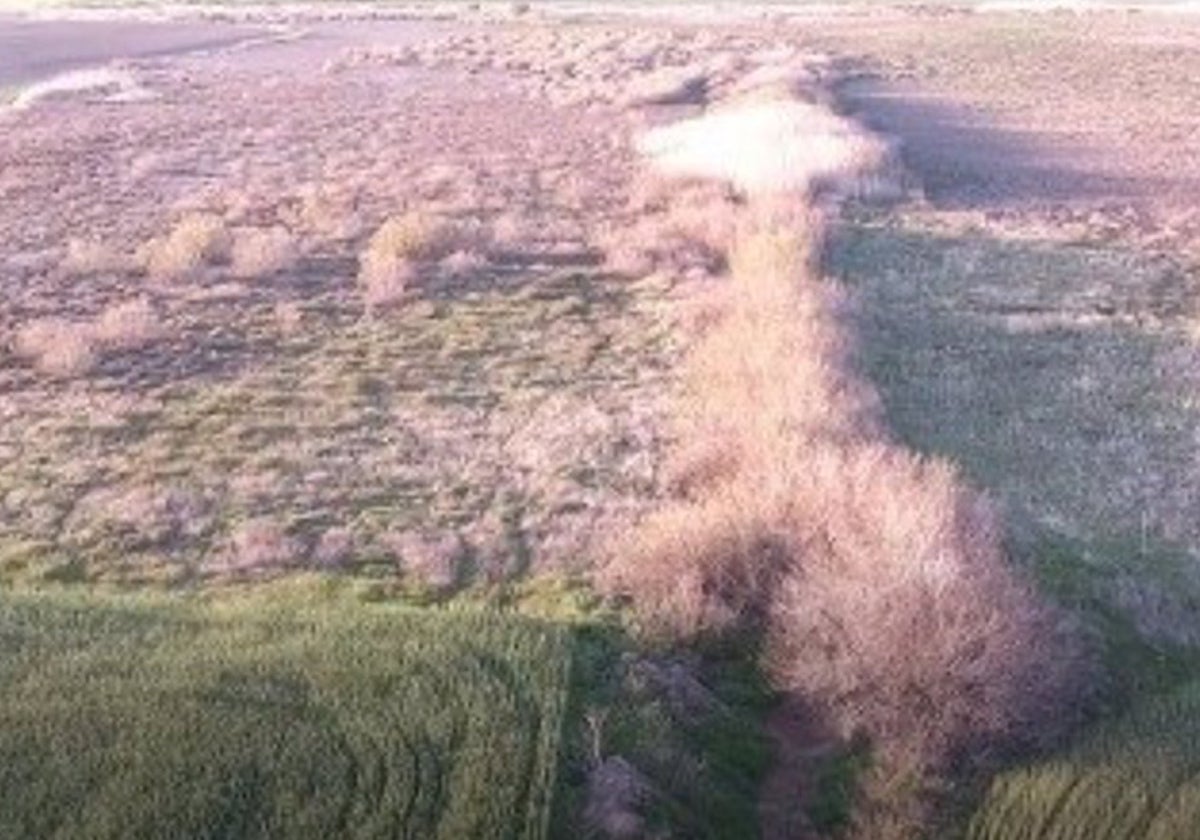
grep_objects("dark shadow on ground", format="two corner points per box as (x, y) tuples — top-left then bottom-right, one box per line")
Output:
(830, 223), (1200, 560)
(838, 78), (1200, 211)
(831, 227), (1200, 837)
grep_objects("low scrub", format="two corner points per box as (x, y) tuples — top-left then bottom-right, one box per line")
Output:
(12, 317), (96, 377)
(357, 212), (447, 311)
(139, 212), (232, 281)
(60, 238), (134, 276)
(229, 225), (298, 278)
(603, 205), (1093, 835)
(358, 212), (490, 311)
(12, 298), (161, 377)
(92, 297), (160, 351)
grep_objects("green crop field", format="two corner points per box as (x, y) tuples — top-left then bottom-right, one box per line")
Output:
(0, 587), (572, 840)
(968, 681), (1200, 840)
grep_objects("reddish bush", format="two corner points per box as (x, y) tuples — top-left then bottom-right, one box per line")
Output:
(603, 203), (1093, 835)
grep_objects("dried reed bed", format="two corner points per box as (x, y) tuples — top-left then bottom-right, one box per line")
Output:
(602, 98), (1094, 837)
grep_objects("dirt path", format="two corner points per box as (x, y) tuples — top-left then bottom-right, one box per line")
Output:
(759, 696), (834, 840)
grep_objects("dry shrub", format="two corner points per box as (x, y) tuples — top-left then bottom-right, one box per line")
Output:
(286, 184), (361, 242)
(92, 298), (159, 351)
(765, 445), (1089, 772)
(604, 200), (1093, 833)
(358, 212), (465, 310)
(224, 519), (301, 572)
(672, 225), (883, 484)
(600, 485), (789, 639)
(139, 212), (232, 281)
(604, 181), (742, 279)
(358, 251), (415, 312)
(369, 212), (458, 261)
(229, 226), (298, 278)
(13, 298), (160, 376)
(12, 318), (96, 377)
(61, 238), (132, 276)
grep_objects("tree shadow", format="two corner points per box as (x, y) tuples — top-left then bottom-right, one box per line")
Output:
(837, 78), (1200, 211)
(831, 223), (1200, 558)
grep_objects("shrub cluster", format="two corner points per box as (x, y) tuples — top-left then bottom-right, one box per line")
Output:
(602, 204), (1093, 836)
(12, 297), (160, 377)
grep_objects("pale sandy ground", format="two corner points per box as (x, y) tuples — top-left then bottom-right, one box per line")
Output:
(0, 15), (268, 88)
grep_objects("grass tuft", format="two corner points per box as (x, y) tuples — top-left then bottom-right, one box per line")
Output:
(139, 213), (232, 281)
(12, 318), (96, 377)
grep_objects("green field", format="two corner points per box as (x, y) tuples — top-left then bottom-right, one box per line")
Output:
(0, 580), (768, 839)
(968, 681), (1200, 840)
(0, 587), (572, 839)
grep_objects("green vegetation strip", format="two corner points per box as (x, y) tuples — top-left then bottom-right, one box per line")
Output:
(968, 681), (1200, 840)
(0, 588), (572, 839)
